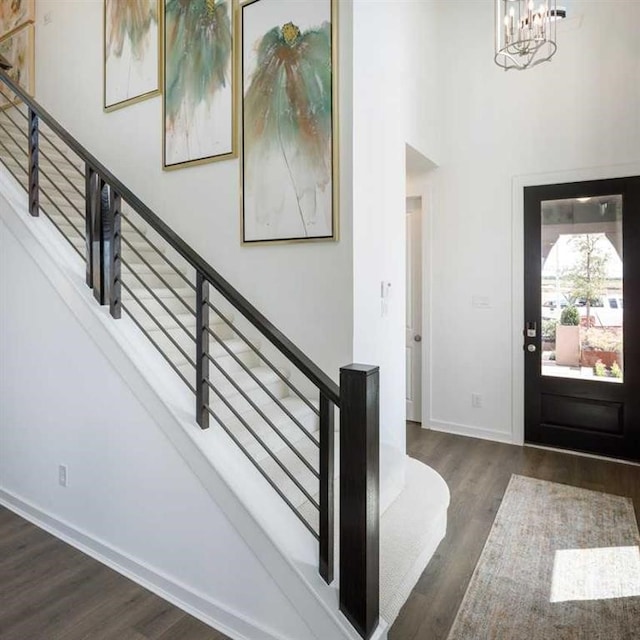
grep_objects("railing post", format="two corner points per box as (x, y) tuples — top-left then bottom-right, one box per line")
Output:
(319, 392), (335, 584)
(86, 167), (106, 302)
(196, 271), (210, 429)
(86, 169), (121, 312)
(339, 364), (380, 640)
(27, 108), (38, 217)
(85, 164), (94, 288)
(106, 188), (121, 319)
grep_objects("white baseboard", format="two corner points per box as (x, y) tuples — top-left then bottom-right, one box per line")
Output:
(427, 420), (515, 445)
(0, 488), (285, 640)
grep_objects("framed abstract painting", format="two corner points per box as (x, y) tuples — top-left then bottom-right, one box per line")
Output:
(163, 0), (236, 170)
(239, 0), (338, 244)
(0, 23), (34, 109)
(0, 0), (34, 39)
(104, 0), (161, 112)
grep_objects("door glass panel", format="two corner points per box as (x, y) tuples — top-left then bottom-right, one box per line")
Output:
(541, 195), (623, 382)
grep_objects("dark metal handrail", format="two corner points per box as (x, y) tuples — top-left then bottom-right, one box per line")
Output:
(0, 70), (340, 406)
(0, 69), (383, 640)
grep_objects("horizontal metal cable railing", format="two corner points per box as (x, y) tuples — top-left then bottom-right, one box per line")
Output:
(0, 66), (381, 639)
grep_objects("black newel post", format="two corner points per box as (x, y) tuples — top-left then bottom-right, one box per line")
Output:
(196, 271), (210, 429)
(339, 364), (380, 640)
(27, 108), (38, 217)
(319, 392), (335, 584)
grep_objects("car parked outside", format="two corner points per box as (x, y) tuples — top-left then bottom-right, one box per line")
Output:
(541, 295), (623, 327)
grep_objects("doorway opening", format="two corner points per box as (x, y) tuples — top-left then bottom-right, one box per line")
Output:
(405, 144), (436, 427)
(406, 195), (423, 423)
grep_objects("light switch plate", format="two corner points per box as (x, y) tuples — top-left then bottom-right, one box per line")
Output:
(472, 295), (491, 309)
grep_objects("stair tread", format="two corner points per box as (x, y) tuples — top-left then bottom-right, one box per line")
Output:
(133, 330), (257, 371)
(253, 438), (320, 508)
(123, 262), (185, 276)
(219, 400), (319, 461)
(129, 309), (231, 332)
(125, 284), (193, 297)
(209, 364), (290, 403)
(0, 139), (82, 179)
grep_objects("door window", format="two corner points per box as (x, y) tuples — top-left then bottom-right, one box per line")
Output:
(540, 195), (623, 383)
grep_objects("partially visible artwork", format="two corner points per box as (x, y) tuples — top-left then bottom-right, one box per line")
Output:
(0, 0), (34, 38)
(104, 0), (160, 111)
(240, 0), (337, 244)
(164, 0), (235, 169)
(0, 23), (34, 109)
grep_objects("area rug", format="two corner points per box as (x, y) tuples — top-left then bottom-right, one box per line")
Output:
(447, 475), (640, 640)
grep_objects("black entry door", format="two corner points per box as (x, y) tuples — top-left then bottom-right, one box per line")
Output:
(524, 177), (640, 461)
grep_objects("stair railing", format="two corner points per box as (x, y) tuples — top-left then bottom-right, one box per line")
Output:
(0, 68), (380, 639)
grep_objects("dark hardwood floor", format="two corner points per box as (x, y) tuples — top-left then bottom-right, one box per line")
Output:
(0, 507), (230, 640)
(3, 427), (639, 640)
(389, 424), (640, 640)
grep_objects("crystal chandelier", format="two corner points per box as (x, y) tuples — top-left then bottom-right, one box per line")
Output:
(495, 1), (566, 70)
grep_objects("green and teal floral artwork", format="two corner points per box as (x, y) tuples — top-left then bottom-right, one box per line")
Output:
(164, 0), (235, 168)
(104, 0), (160, 111)
(241, 0), (336, 243)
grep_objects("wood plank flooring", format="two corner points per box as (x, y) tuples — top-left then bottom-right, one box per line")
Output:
(2, 427), (639, 639)
(0, 508), (230, 640)
(389, 425), (640, 640)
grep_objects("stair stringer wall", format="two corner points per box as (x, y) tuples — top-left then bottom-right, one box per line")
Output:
(0, 178), (385, 640)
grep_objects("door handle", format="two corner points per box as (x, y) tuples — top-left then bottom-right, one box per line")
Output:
(414, 335), (422, 343)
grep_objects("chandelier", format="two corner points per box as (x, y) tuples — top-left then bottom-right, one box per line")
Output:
(495, 1), (566, 70)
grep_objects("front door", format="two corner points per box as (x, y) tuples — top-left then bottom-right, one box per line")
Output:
(524, 177), (640, 461)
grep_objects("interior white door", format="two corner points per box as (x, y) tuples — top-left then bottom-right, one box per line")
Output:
(406, 197), (422, 422)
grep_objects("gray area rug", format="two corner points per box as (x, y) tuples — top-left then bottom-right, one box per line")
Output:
(447, 475), (640, 640)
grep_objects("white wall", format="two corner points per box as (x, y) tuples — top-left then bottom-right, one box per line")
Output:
(34, 0), (353, 386)
(427, 0), (640, 441)
(29, 0), (451, 494)
(0, 210), (314, 640)
(33, 0), (438, 474)
(352, 0), (441, 458)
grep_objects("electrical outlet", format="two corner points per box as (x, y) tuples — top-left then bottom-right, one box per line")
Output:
(58, 464), (67, 487)
(471, 393), (483, 409)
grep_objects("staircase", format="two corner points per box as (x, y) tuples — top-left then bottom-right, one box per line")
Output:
(0, 103), (326, 535)
(0, 70), (385, 639)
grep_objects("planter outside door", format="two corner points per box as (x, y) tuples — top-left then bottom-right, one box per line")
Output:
(555, 325), (580, 367)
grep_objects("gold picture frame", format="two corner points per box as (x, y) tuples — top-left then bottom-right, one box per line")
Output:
(0, 0), (35, 40)
(238, 0), (339, 245)
(103, 0), (162, 112)
(0, 23), (35, 110)
(163, 0), (237, 170)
